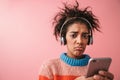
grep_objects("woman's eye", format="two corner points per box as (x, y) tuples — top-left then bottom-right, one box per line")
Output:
(71, 34), (77, 38)
(82, 34), (89, 39)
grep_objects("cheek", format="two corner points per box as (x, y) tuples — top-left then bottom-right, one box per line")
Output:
(83, 38), (89, 45)
(67, 41), (74, 51)
(83, 42), (88, 47)
(84, 40), (88, 45)
(66, 36), (74, 44)
(66, 38), (75, 48)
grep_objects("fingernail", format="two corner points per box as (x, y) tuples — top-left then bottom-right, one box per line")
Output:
(93, 75), (100, 79)
(99, 70), (105, 74)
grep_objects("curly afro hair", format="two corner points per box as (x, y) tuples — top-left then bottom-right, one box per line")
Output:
(53, 1), (101, 45)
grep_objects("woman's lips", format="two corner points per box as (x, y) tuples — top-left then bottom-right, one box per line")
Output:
(75, 47), (84, 51)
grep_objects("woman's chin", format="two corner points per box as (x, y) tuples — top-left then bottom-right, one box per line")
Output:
(74, 51), (83, 57)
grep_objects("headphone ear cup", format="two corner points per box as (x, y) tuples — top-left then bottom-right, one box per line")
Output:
(90, 36), (93, 44)
(88, 36), (93, 45)
(60, 37), (64, 45)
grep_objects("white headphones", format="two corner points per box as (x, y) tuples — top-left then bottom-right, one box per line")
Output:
(60, 17), (93, 45)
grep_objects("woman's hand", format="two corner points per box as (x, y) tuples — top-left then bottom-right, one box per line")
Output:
(93, 70), (114, 80)
(75, 70), (114, 80)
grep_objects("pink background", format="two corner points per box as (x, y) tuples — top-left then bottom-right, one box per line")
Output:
(0, 0), (120, 80)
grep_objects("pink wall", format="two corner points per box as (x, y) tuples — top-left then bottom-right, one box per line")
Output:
(0, 0), (120, 80)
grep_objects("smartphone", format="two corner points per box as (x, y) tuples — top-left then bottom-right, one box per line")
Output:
(86, 57), (112, 77)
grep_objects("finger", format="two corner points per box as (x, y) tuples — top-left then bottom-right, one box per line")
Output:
(74, 76), (85, 80)
(94, 75), (111, 80)
(87, 77), (94, 80)
(99, 70), (114, 80)
(104, 77), (110, 80)
(93, 75), (104, 80)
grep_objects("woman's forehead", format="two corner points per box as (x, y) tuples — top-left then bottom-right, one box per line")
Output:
(67, 23), (89, 32)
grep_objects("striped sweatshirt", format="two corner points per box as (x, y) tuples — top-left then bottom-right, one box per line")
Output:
(39, 53), (90, 80)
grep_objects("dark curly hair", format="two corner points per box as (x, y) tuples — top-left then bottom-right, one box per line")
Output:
(53, 1), (100, 45)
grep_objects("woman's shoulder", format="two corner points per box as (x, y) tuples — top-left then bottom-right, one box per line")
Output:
(41, 58), (61, 68)
(39, 58), (61, 78)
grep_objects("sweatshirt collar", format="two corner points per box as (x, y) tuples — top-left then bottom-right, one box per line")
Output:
(60, 53), (90, 66)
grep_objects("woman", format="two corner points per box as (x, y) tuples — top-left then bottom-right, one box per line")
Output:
(39, 1), (114, 80)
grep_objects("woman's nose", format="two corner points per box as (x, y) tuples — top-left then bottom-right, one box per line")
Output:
(76, 36), (83, 44)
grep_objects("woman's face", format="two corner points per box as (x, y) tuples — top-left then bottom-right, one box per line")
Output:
(66, 22), (89, 59)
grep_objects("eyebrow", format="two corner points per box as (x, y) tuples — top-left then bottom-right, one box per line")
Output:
(70, 31), (78, 33)
(70, 31), (89, 34)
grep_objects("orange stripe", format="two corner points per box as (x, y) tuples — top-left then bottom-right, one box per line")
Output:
(39, 75), (49, 80)
(39, 75), (78, 80)
(54, 75), (77, 80)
